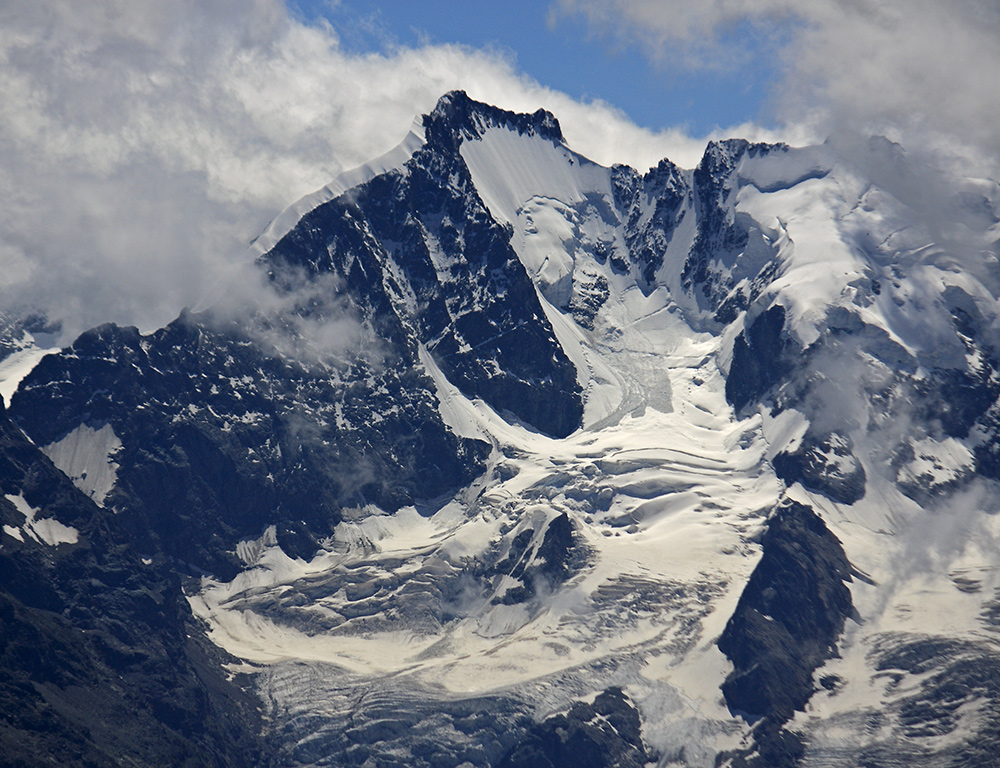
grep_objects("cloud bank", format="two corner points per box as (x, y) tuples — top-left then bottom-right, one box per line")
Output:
(0, 0), (724, 344)
(8, 0), (996, 346)
(555, 0), (1000, 172)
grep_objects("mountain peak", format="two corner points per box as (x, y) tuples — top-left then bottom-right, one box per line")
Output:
(424, 90), (564, 151)
(697, 137), (788, 173)
(13, 90), (1000, 768)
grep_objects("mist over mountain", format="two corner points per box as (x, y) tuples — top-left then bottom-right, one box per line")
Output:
(4, 91), (1000, 767)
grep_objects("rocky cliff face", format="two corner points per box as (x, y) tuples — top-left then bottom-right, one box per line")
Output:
(262, 90), (584, 440)
(12, 308), (489, 578)
(0, 396), (266, 767)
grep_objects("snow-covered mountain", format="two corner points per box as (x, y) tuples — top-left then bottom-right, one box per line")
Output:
(5, 91), (1000, 767)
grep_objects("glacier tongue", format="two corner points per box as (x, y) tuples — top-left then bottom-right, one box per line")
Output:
(192, 320), (778, 764)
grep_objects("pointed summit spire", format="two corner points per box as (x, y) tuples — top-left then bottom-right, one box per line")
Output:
(423, 90), (564, 152)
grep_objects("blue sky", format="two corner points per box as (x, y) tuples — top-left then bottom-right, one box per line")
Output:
(290, 0), (780, 135)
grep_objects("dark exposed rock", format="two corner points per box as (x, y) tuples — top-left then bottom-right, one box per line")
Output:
(0, 404), (268, 767)
(488, 512), (589, 606)
(426, 89), (565, 151)
(685, 141), (753, 295)
(613, 159), (690, 291)
(498, 687), (650, 768)
(11, 312), (488, 578)
(570, 271), (610, 330)
(717, 500), (854, 766)
(713, 259), (779, 326)
(919, 364), (999, 441)
(683, 140), (783, 317)
(725, 305), (793, 412)
(891, 438), (972, 504)
(772, 431), (867, 504)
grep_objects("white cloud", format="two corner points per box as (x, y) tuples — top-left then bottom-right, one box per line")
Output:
(0, 0), (723, 345)
(555, 0), (1000, 172)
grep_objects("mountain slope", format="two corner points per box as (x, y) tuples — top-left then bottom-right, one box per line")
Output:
(7, 92), (1000, 767)
(0, 395), (266, 767)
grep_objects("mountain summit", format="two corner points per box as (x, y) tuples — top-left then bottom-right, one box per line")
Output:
(5, 92), (1000, 767)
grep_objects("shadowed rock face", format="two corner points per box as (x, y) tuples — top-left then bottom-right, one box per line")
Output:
(11, 313), (490, 578)
(717, 499), (855, 767)
(498, 688), (650, 768)
(772, 431), (867, 505)
(684, 140), (786, 324)
(485, 512), (588, 606)
(0, 398), (268, 767)
(613, 158), (689, 290)
(725, 305), (792, 413)
(262, 90), (585, 441)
